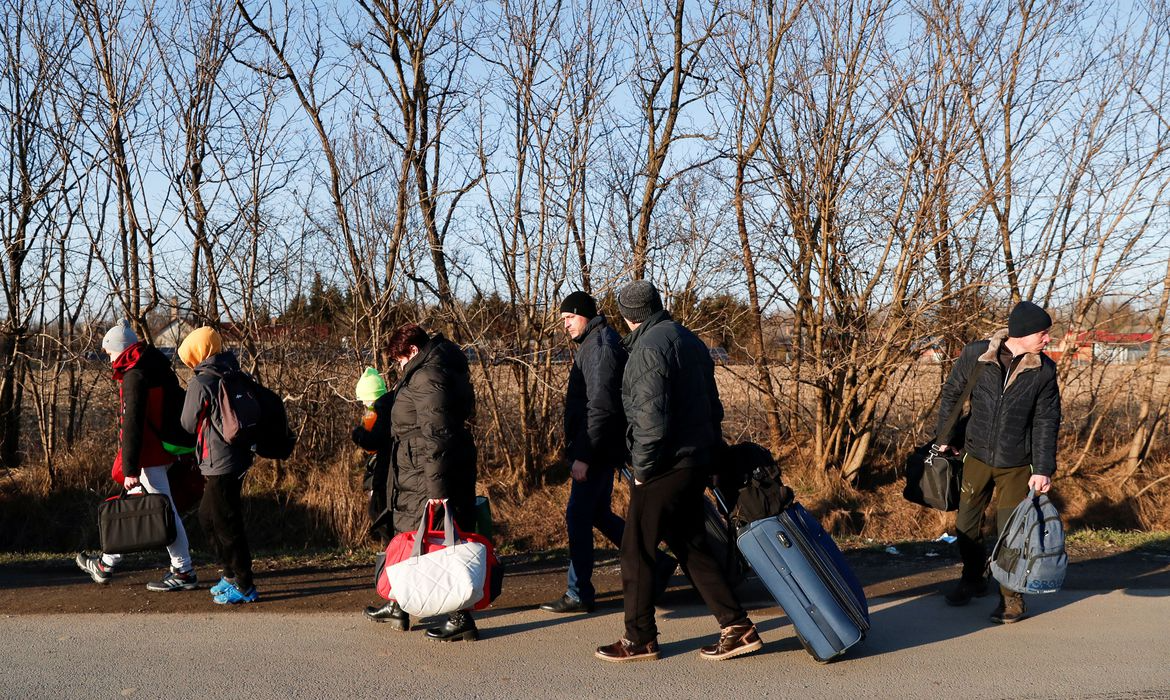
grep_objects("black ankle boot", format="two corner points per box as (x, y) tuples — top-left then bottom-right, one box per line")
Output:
(364, 601), (410, 631)
(425, 611), (478, 642)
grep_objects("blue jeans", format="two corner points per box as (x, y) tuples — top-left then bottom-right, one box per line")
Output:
(565, 464), (625, 604)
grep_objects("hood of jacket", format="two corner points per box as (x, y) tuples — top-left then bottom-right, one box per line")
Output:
(193, 350), (242, 378)
(112, 342), (175, 381)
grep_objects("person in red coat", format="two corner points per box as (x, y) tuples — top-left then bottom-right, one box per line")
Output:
(75, 320), (199, 592)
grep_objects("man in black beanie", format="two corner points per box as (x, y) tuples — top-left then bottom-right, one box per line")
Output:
(595, 280), (761, 663)
(935, 300), (1061, 624)
(539, 290), (631, 614)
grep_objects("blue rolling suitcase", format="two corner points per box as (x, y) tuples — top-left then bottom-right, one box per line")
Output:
(735, 503), (869, 662)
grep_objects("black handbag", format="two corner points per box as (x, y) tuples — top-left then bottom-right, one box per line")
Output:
(904, 362), (985, 511)
(98, 490), (178, 554)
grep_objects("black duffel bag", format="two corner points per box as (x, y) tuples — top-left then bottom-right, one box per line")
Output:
(904, 362), (985, 512)
(99, 490), (178, 554)
(903, 444), (962, 511)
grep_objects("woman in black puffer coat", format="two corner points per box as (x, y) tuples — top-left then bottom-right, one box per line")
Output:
(373, 323), (479, 641)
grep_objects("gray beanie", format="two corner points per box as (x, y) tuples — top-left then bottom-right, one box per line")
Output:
(101, 319), (138, 357)
(617, 280), (664, 324)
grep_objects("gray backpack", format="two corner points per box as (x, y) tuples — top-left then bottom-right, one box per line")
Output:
(989, 490), (1067, 594)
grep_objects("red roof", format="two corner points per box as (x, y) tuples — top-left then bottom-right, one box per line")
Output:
(1073, 331), (1154, 344)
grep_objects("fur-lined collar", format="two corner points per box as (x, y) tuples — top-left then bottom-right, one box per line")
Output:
(977, 328), (1043, 391)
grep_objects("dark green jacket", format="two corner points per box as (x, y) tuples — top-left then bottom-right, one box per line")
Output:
(621, 310), (724, 482)
(389, 335), (477, 534)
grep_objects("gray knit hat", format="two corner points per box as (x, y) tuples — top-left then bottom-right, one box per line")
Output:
(101, 319), (138, 357)
(617, 280), (664, 324)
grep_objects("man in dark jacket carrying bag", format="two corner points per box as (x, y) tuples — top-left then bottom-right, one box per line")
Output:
(595, 281), (761, 663)
(936, 301), (1061, 624)
(540, 292), (631, 614)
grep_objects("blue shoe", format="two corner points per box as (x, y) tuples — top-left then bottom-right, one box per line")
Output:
(213, 583), (258, 605)
(209, 577), (234, 596)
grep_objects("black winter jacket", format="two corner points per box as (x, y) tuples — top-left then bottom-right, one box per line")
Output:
(389, 335), (477, 534)
(180, 351), (256, 477)
(621, 310), (724, 483)
(353, 392), (394, 537)
(935, 329), (1061, 476)
(563, 315), (628, 467)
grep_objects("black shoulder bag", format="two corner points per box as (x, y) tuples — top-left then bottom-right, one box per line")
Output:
(903, 362), (986, 511)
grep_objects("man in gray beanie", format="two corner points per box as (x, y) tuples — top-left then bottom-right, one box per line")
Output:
(935, 300), (1061, 624)
(595, 280), (761, 663)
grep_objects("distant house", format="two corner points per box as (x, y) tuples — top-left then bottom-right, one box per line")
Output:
(1057, 331), (1167, 364)
(154, 318), (198, 349)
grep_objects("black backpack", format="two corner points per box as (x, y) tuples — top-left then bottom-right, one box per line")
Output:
(253, 381), (296, 459)
(157, 372), (196, 454)
(211, 368), (296, 460)
(711, 441), (794, 528)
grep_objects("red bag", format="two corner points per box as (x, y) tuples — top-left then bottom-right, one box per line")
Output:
(375, 501), (500, 610)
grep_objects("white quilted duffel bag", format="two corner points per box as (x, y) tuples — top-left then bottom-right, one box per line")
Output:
(385, 501), (489, 617)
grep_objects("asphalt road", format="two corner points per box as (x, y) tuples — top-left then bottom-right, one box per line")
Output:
(3, 587), (1169, 700)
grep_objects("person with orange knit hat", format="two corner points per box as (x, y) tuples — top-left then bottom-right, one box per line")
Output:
(178, 326), (259, 604)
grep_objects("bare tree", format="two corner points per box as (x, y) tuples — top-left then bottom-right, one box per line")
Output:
(622, 0), (724, 279)
(716, 0), (802, 455)
(0, 0), (85, 469)
(352, 0), (485, 339)
(149, 0), (242, 323)
(69, 0), (164, 338)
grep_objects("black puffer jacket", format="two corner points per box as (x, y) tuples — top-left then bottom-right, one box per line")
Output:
(621, 310), (724, 482)
(935, 329), (1061, 476)
(353, 392), (394, 538)
(563, 315), (628, 467)
(389, 335), (477, 534)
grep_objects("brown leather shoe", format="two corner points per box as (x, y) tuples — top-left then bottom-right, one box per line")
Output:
(990, 593), (1027, 624)
(699, 621), (764, 661)
(595, 638), (660, 663)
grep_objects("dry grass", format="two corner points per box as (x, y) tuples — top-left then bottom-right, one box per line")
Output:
(2, 360), (1169, 553)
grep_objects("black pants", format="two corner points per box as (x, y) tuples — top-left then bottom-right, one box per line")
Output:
(955, 454), (1032, 589)
(199, 473), (253, 590)
(620, 467), (746, 645)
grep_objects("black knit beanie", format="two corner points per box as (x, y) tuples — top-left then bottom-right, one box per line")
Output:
(559, 291), (597, 319)
(1008, 301), (1052, 338)
(617, 280), (664, 324)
